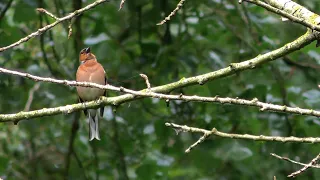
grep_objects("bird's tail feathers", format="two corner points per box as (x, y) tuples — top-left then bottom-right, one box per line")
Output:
(88, 111), (101, 141)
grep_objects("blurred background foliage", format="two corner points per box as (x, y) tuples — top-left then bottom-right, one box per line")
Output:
(1, 0), (320, 179)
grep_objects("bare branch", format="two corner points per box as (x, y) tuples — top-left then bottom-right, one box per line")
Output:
(140, 74), (151, 89)
(0, 0), (109, 52)
(36, 8), (59, 20)
(165, 122), (320, 152)
(0, 0), (13, 21)
(118, 0), (126, 11)
(0, 31), (318, 122)
(0, 30), (316, 92)
(24, 83), (41, 112)
(288, 153), (320, 177)
(157, 0), (186, 25)
(185, 133), (210, 153)
(271, 153), (320, 168)
(3, 65), (320, 122)
(68, 20), (73, 39)
(244, 0), (320, 31)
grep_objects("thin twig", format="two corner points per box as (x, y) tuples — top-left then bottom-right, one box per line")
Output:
(0, 0), (13, 22)
(0, 0), (110, 52)
(24, 83), (41, 111)
(140, 74), (151, 89)
(271, 153), (320, 168)
(38, 4), (59, 77)
(288, 153), (320, 177)
(185, 133), (210, 153)
(157, 0), (186, 25)
(36, 8), (59, 20)
(118, 0), (126, 11)
(243, 0), (320, 31)
(165, 122), (320, 152)
(68, 20), (73, 39)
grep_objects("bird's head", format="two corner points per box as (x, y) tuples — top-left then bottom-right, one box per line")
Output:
(79, 47), (96, 63)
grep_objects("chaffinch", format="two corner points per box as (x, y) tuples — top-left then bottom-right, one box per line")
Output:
(76, 47), (106, 141)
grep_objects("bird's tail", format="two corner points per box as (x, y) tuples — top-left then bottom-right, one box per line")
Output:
(88, 110), (101, 141)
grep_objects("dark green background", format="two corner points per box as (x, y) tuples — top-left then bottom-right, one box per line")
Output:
(1, 0), (320, 179)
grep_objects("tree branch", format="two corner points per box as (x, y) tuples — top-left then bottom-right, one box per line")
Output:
(0, 31), (318, 122)
(271, 153), (320, 169)
(111, 117), (129, 180)
(288, 153), (320, 177)
(165, 123), (320, 153)
(0, 30), (316, 92)
(37, 8), (59, 20)
(1, 76), (320, 123)
(243, 0), (320, 31)
(118, 0), (126, 11)
(24, 83), (41, 111)
(64, 113), (86, 179)
(0, 0), (13, 22)
(157, 0), (186, 25)
(0, 0), (109, 52)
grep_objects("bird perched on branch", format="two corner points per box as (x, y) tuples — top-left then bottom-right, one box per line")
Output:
(76, 47), (106, 141)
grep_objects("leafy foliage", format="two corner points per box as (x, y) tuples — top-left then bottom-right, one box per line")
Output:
(0, 0), (320, 179)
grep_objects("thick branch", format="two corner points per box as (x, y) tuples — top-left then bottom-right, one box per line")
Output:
(0, 0), (109, 52)
(266, 0), (320, 24)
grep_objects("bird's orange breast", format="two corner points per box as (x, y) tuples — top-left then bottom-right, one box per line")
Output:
(76, 61), (106, 101)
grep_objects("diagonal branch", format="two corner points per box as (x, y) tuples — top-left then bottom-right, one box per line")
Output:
(118, 0), (126, 11)
(243, 0), (320, 31)
(271, 153), (320, 168)
(157, 0), (186, 25)
(0, 0), (13, 22)
(37, 8), (59, 20)
(288, 153), (320, 177)
(0, 0), (109, 52)
(24, 83), (41, 111)
(0, 30), (316, 93)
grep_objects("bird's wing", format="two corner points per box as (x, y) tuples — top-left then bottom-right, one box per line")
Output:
(100, 75), (107, 117)
(79, 97), (88, 116)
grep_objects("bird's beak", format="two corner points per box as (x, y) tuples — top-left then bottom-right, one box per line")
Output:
(85, 47), (91, 53)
